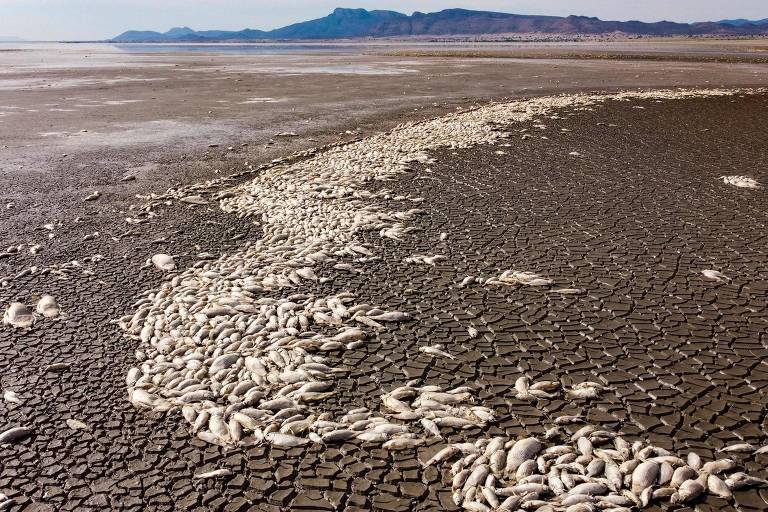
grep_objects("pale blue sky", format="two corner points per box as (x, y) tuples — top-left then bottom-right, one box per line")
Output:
(1, 0), (766, 41)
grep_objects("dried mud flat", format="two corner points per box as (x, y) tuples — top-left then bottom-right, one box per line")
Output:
(1, 88), (768, 512)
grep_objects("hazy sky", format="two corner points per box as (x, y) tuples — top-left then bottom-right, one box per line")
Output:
(1, 0), (766, 40)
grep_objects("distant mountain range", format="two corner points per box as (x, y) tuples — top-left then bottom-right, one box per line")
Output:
(112, 8), (768, 42)
(718, 18), (768, 26)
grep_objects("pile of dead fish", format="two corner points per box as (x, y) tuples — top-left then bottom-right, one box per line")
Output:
(245, 382), (492, 450)
(513, 377), (610, 401)
(123, 291), (416, 446)
(122, 88), (758, 448)
(485, 271), (554, 288)
(379, 383), (495, 432)
(720, 175), (761, 189)
(428, 427), (768, 512)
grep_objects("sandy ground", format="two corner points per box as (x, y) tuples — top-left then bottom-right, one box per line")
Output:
(0, 42), (768, 511)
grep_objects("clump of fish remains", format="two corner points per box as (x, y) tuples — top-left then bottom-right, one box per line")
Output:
(428, 426), (768, 512)
(120, 88), (766, 503)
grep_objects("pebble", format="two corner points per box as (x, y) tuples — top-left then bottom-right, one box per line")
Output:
(84, 191), (101, 201)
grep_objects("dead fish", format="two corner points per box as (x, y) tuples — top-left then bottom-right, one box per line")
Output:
(631, 461), (659, 494)
(3, 302), (35, 328)
(671, 466), (697, 488)
(701, 269), (728, 282)
(707, 474), (732, 499)
(568, 483), (607, 496)
(367, 311), (411, 322)
(180, 195), (208, 205)
(357, 430), (388, 443)
(720, 175), (761, 189)
(530, 381), (560, 392)
(382, 437), (424, 451)
(671, 479), (705, 504)
(423, 445), (459, 467)
(0, 426), (33, 444)
(420, 418), (442, 439)
(725, 472), (768, 490)
(265, 432), (309, 448)
(3, 390), (22, 404)
(462, 502), (491, 512)
(151, 254), (176, 271)
(45, 362), (70, 372)
(258, 397), (294, 411)
(382, 395), (412, 413)
(320, 429), (356, 443)
(718, 443), (755, 453)
(66, 419), (89, 430)
(464, 464), (490, 491)
(561, 495), (596, 506)
(36, 295), (61, 318)
(193, 468), (232, 479)
(419, 345), (455, 359)
(505, 438), (542, 473)
(555, 415), (584, 425)
(549, 288), (585, 295)
(497, 495), (524, 512)
(702, 458), (736, 474)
